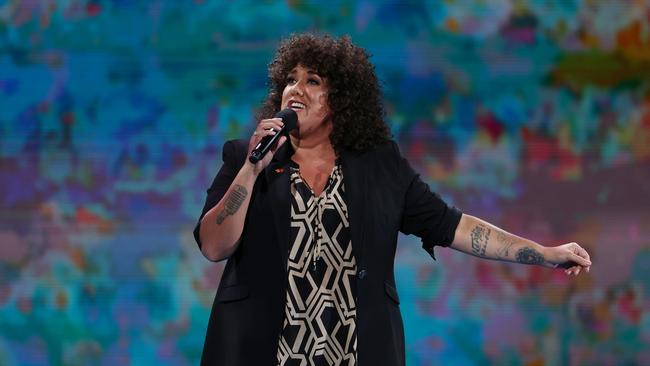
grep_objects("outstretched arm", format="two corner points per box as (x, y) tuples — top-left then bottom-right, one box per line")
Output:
(450, 214), (592, 276)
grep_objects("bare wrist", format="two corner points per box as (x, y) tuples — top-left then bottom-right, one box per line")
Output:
(538, 246), (558, 268)
(240, 161), (262, 180)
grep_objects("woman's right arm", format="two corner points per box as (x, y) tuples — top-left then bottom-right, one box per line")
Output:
(198, 118), (286, 262)
(199, 162), (258, 261)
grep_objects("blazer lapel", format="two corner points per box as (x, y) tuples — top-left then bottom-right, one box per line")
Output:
(265, 143), (292, 272)
(341, 150), (367, 270)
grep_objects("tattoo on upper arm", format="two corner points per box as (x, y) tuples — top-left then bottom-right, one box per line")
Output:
(216, 185), (248, 224)
(515, 247), (545, 265)
(470, 224), (491, 257)
(496, 232), (516, 259)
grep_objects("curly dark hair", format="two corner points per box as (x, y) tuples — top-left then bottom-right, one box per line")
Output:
(257, 33), (390, 153)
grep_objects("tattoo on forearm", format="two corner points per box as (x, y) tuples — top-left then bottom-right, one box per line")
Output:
(496, 232), (516, 259)
(470, 224), (491, 257)
(515, 247), (545, 265)
(216, 185), (248, 224)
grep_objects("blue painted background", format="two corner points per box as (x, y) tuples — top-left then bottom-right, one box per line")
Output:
(1, 1), (649, 365)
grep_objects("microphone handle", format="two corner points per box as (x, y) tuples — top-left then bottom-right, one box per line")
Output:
(248, 128), (284, 164)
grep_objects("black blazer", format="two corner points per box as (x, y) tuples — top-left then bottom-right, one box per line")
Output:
(194, 139), (461, 365)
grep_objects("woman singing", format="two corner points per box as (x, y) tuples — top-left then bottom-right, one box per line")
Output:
(194, 33), (591, 366)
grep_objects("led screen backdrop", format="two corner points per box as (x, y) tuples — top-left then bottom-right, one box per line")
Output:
(1, 1), (649, 365)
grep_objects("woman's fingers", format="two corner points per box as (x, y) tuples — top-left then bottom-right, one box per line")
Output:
(250, 119), (284, 149)
(253, 118), (286, 145)
(247, 118), (287, 171)
(570, 252), (591, 267)
(556, 243), (591, 270)
(573, 244), (591, 273)
(255, 126), (277, 138)
(554, 243), (592, 276)
(565, 264), (575, 275)
(256, 118), (284, 136)
(576, 245), (590, 261)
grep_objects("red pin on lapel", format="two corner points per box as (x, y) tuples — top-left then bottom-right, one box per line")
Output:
(274, 168), (284, 174)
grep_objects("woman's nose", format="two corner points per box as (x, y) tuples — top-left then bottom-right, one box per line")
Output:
(291, 81), (305, 96)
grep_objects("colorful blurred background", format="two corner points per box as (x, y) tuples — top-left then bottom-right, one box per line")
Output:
(1, 0), (649, 365)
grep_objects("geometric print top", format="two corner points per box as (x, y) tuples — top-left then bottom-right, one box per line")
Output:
(276, 162), (358, 366)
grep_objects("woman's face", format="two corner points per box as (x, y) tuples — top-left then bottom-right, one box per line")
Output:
(281, 64), (331, 139)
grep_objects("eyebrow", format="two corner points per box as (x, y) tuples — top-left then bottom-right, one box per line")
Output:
(288, 69), (321, 77)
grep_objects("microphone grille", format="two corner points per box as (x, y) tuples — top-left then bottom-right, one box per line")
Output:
(276, 108), (298, 131)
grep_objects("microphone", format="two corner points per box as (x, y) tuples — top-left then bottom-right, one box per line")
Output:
(249, 108), (298, 164)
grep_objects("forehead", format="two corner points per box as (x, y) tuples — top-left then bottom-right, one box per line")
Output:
(288, 64), (321, 75)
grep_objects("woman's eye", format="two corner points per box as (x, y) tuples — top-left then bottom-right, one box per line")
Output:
(285, 77), (320, 85)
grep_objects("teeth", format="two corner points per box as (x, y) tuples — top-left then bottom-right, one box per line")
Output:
(290, 102), (306, 109)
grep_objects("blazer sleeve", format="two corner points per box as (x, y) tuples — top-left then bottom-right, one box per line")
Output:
(193, 139), (248, 249)
(395, 142), (462, 259)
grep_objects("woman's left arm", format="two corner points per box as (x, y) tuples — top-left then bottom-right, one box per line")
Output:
(451, 214), (592, 276)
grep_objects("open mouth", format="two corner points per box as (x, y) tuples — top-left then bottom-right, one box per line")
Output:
(289, 101), (306, 110)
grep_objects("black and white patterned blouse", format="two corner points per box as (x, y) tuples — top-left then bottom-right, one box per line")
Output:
(276, 162), (358, 366)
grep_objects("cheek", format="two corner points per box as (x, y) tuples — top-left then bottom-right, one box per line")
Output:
(281, 87), (291, 105)
(315, 92), (329, 114)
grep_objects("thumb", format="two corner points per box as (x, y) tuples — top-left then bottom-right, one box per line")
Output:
(570, 252), (591, 267)
(259, 135), (288, 167)
(272, 135), (288, 152)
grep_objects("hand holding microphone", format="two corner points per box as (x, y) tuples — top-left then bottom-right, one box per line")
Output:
(249, 108), (298, 164)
